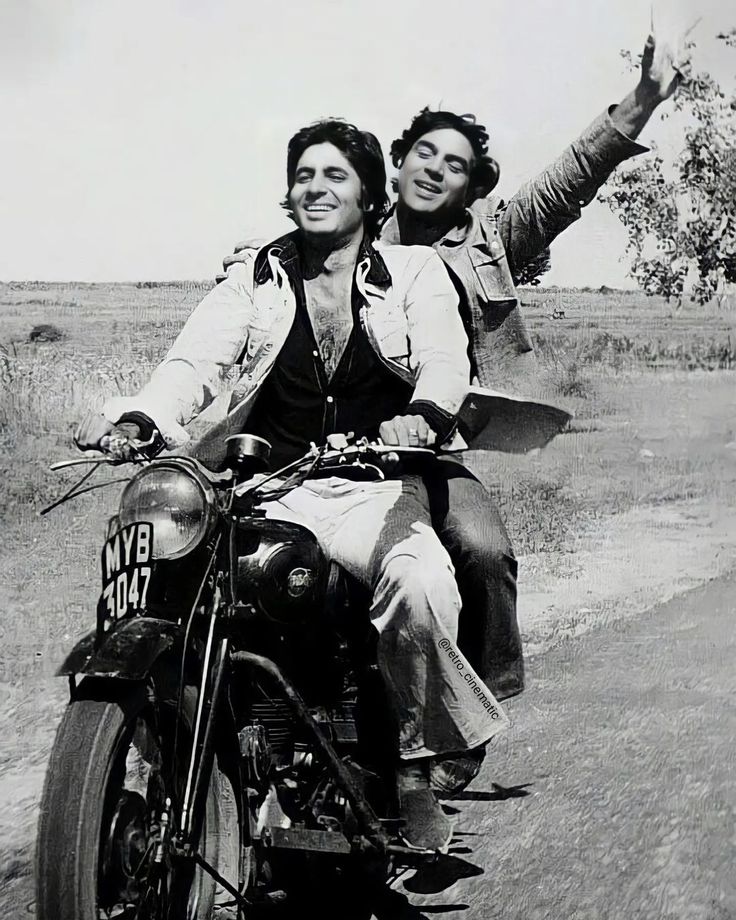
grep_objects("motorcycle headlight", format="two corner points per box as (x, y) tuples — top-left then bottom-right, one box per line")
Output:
(118, 463), (214, 560)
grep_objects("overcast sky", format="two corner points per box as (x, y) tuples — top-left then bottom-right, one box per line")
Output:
(0, 0), (731, 286)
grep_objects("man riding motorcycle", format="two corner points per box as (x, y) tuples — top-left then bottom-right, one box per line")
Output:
(75, 118), (508, 853)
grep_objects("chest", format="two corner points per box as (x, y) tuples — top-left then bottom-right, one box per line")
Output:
(303, 270), (355, 378)
(303, 271), (353, 327)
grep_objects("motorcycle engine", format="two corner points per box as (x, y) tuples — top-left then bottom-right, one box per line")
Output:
(234, 517), (328, 624)
(239, 686), (364, 824)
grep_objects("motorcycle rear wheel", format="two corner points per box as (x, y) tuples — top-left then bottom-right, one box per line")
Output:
(35, 679), (229, 920)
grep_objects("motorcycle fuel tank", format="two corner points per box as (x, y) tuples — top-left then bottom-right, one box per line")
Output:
(234, 517), (328, 623)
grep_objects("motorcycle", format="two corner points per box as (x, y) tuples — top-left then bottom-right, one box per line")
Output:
(35, 432), (448, 919)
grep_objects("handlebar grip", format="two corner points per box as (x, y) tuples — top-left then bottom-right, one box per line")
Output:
(99, 428), (162, 462)
(372, 449), (402, 476)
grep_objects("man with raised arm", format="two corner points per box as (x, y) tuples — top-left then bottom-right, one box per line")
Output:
(378, 26), (692, 721)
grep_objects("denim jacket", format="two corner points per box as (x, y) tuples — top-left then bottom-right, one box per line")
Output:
(103, 238), (469, 456)
(381, 108), (648, 393)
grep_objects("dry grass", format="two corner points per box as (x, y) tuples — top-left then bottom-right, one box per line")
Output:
(2, 281), (735, 544)
(0, 282), (207, 523)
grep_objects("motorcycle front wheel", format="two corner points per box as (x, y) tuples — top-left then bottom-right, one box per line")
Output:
(35, 678), (233, 920)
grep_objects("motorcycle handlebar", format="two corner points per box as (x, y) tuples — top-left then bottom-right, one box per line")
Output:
(287, 438), (435, 476)
(56, 434), (433, 484)
(233, 438), (436, 502)
(48, 435), (434, 514)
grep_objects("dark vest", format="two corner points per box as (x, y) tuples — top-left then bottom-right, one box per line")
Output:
(247, 239), (412, 469)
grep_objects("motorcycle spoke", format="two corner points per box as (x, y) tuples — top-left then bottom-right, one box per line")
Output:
(129, 839), (156, 882)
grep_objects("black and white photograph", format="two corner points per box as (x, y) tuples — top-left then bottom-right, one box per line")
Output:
(1, 0), (734, 917)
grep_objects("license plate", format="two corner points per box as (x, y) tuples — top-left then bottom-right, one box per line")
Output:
(98, 522), (153, 623)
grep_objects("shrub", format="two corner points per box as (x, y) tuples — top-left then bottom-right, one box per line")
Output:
(28, 323), (64, 343)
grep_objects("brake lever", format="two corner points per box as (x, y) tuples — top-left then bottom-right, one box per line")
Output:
(52, 430), (161, 472)
(50, 456), (116, 471)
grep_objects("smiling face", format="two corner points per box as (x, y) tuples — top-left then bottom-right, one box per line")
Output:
(397, 128), (475, 218)
(288, 142), (365, 243)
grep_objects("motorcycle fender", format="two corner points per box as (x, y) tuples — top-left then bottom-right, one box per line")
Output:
(56, 617), (184, 680)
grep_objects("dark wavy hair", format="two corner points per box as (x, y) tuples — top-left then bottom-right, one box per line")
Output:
(389, 108), (500, 204)
(283, 119), (390, 239)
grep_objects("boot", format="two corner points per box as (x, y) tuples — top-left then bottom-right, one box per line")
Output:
(396, 759), (453, 852)
(429, 743), (487, 797)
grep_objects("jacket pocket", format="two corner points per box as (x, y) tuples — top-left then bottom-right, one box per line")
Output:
(469, 250), (517, 305)
(360, 308), (412, 377)
(363, 304), (409, 358)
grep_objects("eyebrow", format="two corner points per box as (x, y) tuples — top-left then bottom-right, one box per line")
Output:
(294, 165), (350, 179)
(415, 139), (470, 170)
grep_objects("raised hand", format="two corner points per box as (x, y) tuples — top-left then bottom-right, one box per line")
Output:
(638, 23), (696, 103)
(611, 18), (699, 139)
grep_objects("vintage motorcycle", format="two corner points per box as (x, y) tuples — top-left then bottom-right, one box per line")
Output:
(35, 432), (449, 919)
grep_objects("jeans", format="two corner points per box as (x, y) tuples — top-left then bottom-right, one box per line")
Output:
(260, 475), (509, 759)
(424, 457), (524, 701)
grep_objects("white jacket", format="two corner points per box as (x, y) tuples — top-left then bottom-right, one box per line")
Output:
(103, 238), (469, 453)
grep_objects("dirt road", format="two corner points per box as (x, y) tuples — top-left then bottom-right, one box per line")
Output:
(4, 569), (734, 918)
(388, 568), (736, 920)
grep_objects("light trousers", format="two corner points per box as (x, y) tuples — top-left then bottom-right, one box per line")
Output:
(261, 475), (509, 759)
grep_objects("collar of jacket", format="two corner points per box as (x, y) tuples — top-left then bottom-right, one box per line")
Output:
(380, 200), (503, 267)
(252, 230), (392, 290)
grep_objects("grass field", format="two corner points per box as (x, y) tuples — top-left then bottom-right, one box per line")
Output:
(2, 280), (735, 550)
(1, 280), (735, 903)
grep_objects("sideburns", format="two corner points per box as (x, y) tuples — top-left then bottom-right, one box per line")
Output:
(359, 185), (374, 214)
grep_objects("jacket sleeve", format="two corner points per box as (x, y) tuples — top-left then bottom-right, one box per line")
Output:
(498, 107), (648, 280)
(102, 260), (257, 448)
(402, 248), (470, 428)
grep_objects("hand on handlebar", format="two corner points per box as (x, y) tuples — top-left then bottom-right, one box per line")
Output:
(73, 412), (148, 462)
(378, 415), (437, 448)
